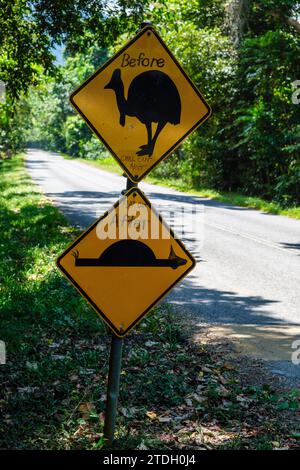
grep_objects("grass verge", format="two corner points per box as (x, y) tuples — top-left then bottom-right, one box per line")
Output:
(68, 155), (300, 220)
(0, 155), (299, 450)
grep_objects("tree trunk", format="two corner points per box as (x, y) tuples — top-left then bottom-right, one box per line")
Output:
(225, 0), (249, 46)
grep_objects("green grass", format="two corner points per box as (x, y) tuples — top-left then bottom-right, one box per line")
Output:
(63, 153), (123, 176)
(69, 155), (300, 220)
(0, 155), (299, 450)
(146, 177), (300, 220)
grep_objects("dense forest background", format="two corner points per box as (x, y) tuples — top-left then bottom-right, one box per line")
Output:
(1, 0), (300, 206)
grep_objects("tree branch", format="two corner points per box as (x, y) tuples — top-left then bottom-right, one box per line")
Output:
(270, 11), (300, 34)
(286, 16), (300, 34)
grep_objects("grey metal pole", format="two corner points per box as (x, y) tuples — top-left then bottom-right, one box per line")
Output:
(103, 332), (123, 445)
(103, 19), (144, 441)
(103, 177), (137, 446)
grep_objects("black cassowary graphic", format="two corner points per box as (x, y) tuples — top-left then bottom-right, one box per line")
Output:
(104, 69), (181, 157)
(72, 240), (187, 270)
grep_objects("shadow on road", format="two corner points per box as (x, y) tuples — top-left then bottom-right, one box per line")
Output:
(46, 190), (120, 228)
(146, 190), (255, 211)
(280, 242), (300, 253)
(169, 273), (283, 326)
(168, 276), (300, 381)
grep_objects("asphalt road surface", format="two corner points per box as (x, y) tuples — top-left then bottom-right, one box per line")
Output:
(26, 149), (300, 380)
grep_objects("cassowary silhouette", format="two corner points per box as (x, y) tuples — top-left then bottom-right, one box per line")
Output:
(104, 68), (181, 157)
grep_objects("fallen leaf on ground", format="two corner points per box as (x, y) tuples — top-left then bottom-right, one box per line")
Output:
(145, 341), (158, 347)
(146, 411), (157, 420)
(137, 442), (148, 450)
(78, 403), (95, 415)
(158, 416), (172, 423)
(121, 407), (137, 418)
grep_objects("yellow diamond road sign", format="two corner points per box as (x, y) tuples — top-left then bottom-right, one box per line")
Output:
(57, 188), (195, 337)
(70, 26), (211, 182)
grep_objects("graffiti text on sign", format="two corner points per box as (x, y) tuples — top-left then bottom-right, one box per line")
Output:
(121, 53), (165, 68)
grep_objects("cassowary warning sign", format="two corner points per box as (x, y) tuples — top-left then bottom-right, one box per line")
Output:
(70, 25), (211, 182)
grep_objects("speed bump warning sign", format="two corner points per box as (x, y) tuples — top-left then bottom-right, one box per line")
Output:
(57, 188), (195, 337)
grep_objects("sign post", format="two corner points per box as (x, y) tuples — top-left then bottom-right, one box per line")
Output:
(103, 332), (123, 445)
(103, 175), (136, 445)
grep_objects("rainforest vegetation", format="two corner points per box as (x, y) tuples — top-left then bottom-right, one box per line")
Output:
(1, 0), (300, 206)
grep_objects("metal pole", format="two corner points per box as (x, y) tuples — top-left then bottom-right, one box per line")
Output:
(121, 174), (137, 194)
(103, 177), (137, 445)
(103, 333), (123, 445)
(103, 19), (145, 442)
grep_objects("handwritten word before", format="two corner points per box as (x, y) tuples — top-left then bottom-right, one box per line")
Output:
(121, 53), (165, 68)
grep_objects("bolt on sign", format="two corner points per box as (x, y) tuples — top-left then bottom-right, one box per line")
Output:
(57, 188), (195, 337)
(70, 25), (211, 182)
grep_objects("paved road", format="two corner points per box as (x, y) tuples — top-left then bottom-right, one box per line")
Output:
(26, 149), (300, 379)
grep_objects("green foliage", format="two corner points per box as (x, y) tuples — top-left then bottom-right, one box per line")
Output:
(0, 0), (148, 100)
(24, 44), (110, 159)
(221, 28), (300, 203)
(0, 100), (28, 157)
(1, 0), (300, 205)
(0, 1), (147, 157)
(0, 0), (55, 100)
